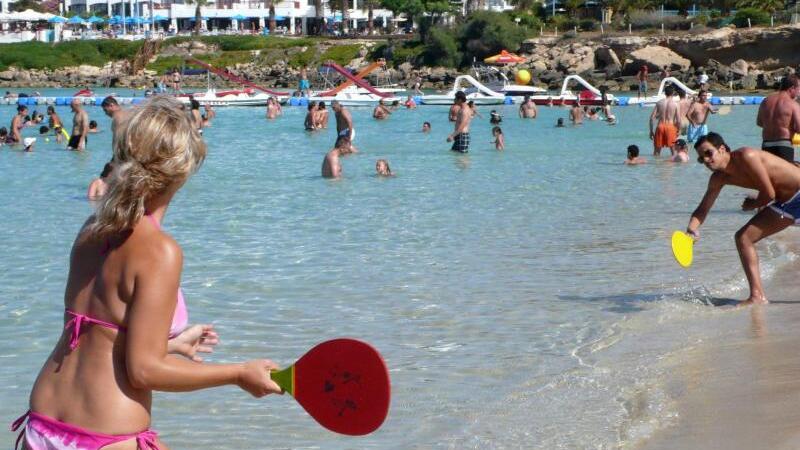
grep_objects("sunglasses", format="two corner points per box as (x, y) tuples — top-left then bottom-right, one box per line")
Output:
(696, 148), (714, 164)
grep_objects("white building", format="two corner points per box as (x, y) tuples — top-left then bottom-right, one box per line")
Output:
(0, 0), (395, 35)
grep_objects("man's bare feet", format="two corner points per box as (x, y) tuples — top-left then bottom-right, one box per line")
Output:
(738, 296), (769, 306)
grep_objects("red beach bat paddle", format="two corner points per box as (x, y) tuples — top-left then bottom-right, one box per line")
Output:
(271, 338), (390, 436)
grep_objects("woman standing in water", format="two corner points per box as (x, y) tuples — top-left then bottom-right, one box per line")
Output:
(12, 97), (281, 450)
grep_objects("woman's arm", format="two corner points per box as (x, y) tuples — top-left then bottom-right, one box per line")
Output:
(125, 238), (280, 396)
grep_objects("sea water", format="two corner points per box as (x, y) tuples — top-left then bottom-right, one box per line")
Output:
(0, 90), (793, 449)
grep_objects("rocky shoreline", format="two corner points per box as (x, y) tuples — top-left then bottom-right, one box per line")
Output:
(1, 25), (798, 94)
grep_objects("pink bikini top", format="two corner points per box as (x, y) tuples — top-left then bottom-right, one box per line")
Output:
(64, 214), (189, 350)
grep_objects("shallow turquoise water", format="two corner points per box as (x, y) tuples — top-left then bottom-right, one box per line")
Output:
(0, 91), (788, 449)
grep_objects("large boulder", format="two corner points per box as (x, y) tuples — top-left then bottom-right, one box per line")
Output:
(623, 45), (690, 75)
(77, 64), (102, 78)
(595, 46), (621, 76)
(730, 59), (749, 76)
(0, 69), (15, 81)
(13, 70), (31, 82)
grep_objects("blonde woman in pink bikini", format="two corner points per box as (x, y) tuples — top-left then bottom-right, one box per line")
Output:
(12, 97), (282, 450)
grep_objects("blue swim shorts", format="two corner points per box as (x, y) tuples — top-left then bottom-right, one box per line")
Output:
(686, 124), (708, 142)
(770, 191), (800, 224)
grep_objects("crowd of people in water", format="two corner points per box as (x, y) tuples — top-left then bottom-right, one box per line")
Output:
(0, 69), (798, 450)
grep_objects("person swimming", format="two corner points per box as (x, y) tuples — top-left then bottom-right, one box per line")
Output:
(376, 159), (393, 176)
(422, 122), (431, 133)
(625, 144), (647, 165)
(489, 110), (502, 125)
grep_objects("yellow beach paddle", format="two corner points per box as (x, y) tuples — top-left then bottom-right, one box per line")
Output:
(671, 230), (694, 268)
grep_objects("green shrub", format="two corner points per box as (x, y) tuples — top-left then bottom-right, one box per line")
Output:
(0, 39), (143, 71)
(162, 35), (319, 52)
(459, 11), (525, 66)
(287, 46), (317, 67)
(732, 8), (770, 27)
(694, 13), (710, 25)
(579, 18), (599, 30)
(422, 27), (460, 67)
(320, 44), (361, 66)
(505, 11), (544, 35)
(628, 9), (691, 29)
(370, 41), (425, 66)
(146, 56), (184, 74)
(548, 14), (579, 30)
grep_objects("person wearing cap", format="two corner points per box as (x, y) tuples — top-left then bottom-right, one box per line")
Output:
(23, 137), (36, 152)
(671, 139), (690, 162)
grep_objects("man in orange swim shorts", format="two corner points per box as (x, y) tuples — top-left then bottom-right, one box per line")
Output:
(649, 85), (681, 156)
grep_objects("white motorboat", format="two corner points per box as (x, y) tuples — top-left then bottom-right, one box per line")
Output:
(419, 75), (508, 105)
(513, 75), (617, 106)
(308, 85), (402, 107)
(176, 88), (287, 107)
(471, 65), (547, 100)
(624, 77), (712, 105)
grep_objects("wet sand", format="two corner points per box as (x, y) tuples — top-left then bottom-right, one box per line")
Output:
(641, 253), (800, 450)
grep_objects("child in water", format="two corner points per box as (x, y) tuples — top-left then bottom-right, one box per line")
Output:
(671, 139), (689, 163)
(492, 126), (505, 151)
(625, 145), (647, 165)
(376, 159), (393, 176)
(489, 110), (502, 125)
(88, 120), (99, 133)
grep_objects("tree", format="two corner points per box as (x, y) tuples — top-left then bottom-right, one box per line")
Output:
(313, 0), (323, 19)
(509, 0), (540, 13)
(459, 11), (525, 65)
(361, 0), (381, 34)
(268, 0), (276, 33)
(11, 0), (46, 12)
(564, 0), (583, 17)
(736, 0), (785, 12)
(184, 0), (209, 35)
(342, 0), (350, 33)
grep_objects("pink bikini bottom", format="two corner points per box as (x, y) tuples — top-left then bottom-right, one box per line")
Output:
(11, 410), (159, 450)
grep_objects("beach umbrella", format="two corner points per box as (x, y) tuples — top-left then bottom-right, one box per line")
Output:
(483, 50), (526, 66)
(87, 16), (104, 23)
(67, 16), (86, 24)
(48, 16), (67, 23)
(274, 15), (286, 20)
(152, 14), (169, 21)
(231, 14), (247, 20)
(124, 16), (146, 25)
